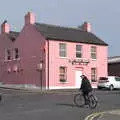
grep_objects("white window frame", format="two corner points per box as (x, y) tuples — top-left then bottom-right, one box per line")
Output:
(76, 44), (82, 58)
(59, 43), (66, 58)
(5, 49), (11, 61)
(91, 68), (97, 82)
(59, 66), (67, 83)
(91, 46), (97, 60)
(13, 48), (20, 60)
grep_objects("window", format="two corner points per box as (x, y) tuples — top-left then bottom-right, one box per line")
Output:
(91, 46), (97, 59)
(115, 77), (120, 81)
(76, 45), (82, 58)
(59, 66), (67, 82)
(91, 68), (97, 82)
(14, 48), (19, 59)
(5, 49), (11, 61)
(59, 43), (66, 57)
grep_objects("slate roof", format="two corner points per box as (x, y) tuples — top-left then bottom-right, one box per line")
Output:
(7, 31), (19, 42)
(108, 56), (120, 64)
(35, 23), (108, 46)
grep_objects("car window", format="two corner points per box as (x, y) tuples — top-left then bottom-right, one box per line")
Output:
(115, 77), (120, 81)
(99, 77), (109, 83)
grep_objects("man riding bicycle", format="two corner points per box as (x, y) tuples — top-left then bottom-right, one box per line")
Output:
(80, 75), (92, 105)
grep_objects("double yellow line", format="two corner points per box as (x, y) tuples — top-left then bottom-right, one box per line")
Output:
(84, 109), (120, 120)
(84, 112), (104, 120)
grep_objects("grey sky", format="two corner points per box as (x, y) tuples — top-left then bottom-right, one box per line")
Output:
(0, 0), (120, 57)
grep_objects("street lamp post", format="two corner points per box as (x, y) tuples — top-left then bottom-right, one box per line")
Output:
(39, 61), (43, 90)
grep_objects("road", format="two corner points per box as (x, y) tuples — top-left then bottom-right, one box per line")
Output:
(0, 89), (120, 120)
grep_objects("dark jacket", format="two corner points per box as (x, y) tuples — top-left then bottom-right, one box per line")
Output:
(80, 76), (92, 92)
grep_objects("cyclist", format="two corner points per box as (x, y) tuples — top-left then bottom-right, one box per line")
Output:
(80, 75), (92, 105)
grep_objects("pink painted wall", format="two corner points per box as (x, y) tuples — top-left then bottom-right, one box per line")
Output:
(14, 24), (46, 87)
(0, 33), (18, 84)
(0, 21), (108, 89)
(47, 40), (108, 89)
(0, 22), (47, 88)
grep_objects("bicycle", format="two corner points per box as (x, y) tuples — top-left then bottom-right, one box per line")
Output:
(74, 91), (98, 109)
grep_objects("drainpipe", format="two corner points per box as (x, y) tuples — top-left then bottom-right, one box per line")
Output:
(47, 40), (49, 89)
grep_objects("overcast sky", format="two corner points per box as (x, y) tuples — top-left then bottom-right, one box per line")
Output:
(0, 0), (120, 57)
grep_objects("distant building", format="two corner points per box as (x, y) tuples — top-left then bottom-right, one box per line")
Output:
(108, 56), (120, 77)
(0, 12), (108, 89)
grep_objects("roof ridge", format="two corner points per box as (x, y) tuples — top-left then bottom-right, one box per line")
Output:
(35, 22), (83, 31)
(10, 31), (19, 33)
(109, 56), (120, 59)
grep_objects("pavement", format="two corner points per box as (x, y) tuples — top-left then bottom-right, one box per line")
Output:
(0, 84), (79, 94)
(0, 84), (120, 120)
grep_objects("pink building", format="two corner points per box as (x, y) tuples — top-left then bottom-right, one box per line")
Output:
(0, 12), (108, 89)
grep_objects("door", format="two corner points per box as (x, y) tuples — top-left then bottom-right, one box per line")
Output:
(114, 77), (120, 88)
(75, 71), (82, 88)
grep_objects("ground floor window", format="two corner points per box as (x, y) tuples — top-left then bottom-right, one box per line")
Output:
(91, 68), (97, 82)
(59, 66), (67, 83)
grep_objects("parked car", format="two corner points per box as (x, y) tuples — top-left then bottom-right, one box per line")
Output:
(97, 76), (120, 90)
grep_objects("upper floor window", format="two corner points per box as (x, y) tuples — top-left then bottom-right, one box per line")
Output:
(14, 48), (19, 60)
(91, 46), (97, 59)
(5, 49), (11, 61)
(59, 43), (66, 57)
(59, 66), (67, 83)
(91, 68), (97, 82)
(76, 45), (82, 58)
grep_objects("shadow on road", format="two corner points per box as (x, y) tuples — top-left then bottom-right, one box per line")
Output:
(56, 103), (85, 108)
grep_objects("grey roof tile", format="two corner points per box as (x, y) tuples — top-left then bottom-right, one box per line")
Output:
(7, 31), (19, 42)
(35, 23), (108, 46)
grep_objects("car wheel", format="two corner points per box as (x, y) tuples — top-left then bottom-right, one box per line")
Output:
(109, 85), (114, 91)
(98, 87), (102, 90)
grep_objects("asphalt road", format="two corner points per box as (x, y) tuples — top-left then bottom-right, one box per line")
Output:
(0, 89), (120, 120)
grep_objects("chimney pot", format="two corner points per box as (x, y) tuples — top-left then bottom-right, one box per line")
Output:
(25, 12), (36, 25)
(1, 20), (10, 33)
(83, 22), (92, 32)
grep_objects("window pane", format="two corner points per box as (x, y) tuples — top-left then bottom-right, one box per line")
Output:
(91, 53), (96, 59)
(60, 51), (66, 57)
(59, 66), (67, 82)
(115, 77), (120, 81)
(76, 45), (81, 51)
(6, 49), (11, 60)
(60, 74), (65, 79)
(14, 48), (19, 59)
(60, 67), (65, 73)
(91, 68), (97, 82)
(60, 43), (65, 49)
(91, 46), (96, 52)
(76, 52), (82, 58)
(76, 45), (82, 58)
(91, 46), (97, 59)
(59, 43), (66, 57)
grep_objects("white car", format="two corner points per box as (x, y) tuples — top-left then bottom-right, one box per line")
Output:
(97, 76), (120, 90)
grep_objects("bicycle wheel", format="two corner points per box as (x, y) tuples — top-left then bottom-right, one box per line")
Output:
(74, 94), (85, 107)
(88, 94), (98, 109)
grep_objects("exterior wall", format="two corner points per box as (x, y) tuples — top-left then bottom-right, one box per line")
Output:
(13, 24), (46, 88)
(0, 21), (108, 89)
(0, 34), (16, 84)
(48, 40), (108, 89)
(0, 27), (108, 89)
(108, 63), (120, 77)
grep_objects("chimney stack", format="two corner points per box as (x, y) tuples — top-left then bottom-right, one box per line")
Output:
(82, 22), (92, 32)
(25, 12), (36, 25)
(1, 20), (10, 33)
